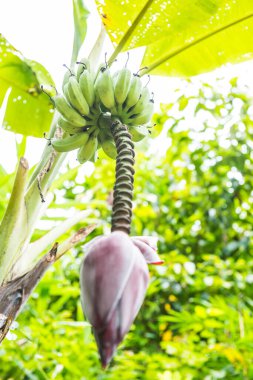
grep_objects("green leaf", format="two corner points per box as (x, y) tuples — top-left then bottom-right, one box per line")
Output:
(96, 0), (253, 77)
(143, 11), (253, 77)
(0, 34), (54, 137)
(72, 0), (90, 65)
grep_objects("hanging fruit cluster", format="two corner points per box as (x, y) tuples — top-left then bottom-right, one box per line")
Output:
(45, 57), (160, 368)
(49, 57), (154, 163)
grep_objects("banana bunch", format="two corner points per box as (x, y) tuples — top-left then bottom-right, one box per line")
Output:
(50, 57), (154, 164)
(94, 66), (154, 142)
(50, 59), (102, 163)
(53, 58), (99, 135)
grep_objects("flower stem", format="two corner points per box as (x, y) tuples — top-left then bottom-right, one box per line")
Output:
(110, 119), (135, 235)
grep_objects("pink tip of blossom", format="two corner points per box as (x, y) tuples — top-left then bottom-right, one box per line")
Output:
(131, 236), (164, 265)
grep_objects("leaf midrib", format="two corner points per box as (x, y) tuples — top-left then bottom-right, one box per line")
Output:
(108, 0), (155, 64)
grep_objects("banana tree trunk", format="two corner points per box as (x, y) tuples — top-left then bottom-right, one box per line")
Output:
(0, 244), (58, 343)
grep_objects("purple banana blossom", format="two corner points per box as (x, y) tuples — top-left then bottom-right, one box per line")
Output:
(80, 231), (163, 367)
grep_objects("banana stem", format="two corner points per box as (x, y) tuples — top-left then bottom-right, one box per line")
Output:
(110, 119), (135, 235)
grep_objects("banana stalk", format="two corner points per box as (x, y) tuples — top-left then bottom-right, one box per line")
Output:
(110, 119), (135, 235)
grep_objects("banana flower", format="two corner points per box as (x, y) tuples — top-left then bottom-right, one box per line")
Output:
(80, 231), (163, 367)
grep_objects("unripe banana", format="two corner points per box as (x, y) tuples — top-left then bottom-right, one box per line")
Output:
(129, 101), (154, 126)
(62, 70), (72, 92)
(63, 84), (73, 107)
(114, 68), (131, 105)
(95, 69), (115, 110)
(98, 128), (117, 158)
(53, 94), (86, 126)
(129, 125), (149, 142)
(94, 63), (107, 82)
(127, 86), (150, 115)
(124, 75), (142, 109)
(79, 70), (95, 108)
(77, 133), (98, 164)
(89, 151), (98, 163)
(58, 116), (87, 134)
(76, 58), (90, 80)
(101, 139), (117, 159)
(67, 76), (90, 116)
(51, 132), (89, 152)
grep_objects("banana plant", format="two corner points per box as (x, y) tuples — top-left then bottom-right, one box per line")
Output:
(0, 0), (253, 368)
(0, 0), (93, 341)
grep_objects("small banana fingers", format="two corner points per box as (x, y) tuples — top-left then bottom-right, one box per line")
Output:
(51, 132), (89, 152)
(77, 133), (98, 164)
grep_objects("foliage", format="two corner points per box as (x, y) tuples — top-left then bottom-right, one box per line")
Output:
(0, 35), (54, 137)
(72, 0), (90, 65)
(1, 0), (253, 137)
(1, 0), (253, 378)
(0, 0), (88, 138)
(1, 76), (253, 379)
(97, 0), (253, 76)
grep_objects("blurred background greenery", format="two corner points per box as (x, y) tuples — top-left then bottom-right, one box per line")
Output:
(1, 75), (253, 380)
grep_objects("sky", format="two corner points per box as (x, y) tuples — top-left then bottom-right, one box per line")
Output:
(0, 0), (253, 173)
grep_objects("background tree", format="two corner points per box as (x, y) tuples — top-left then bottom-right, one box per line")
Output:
(0, 0), (253, 378)
(1, 75), (253, 379)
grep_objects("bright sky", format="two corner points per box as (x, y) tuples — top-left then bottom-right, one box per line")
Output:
(0, 0), (253, 173)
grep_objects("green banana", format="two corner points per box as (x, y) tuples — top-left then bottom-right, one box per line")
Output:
(51, 132), (89, 152)
(124, 75), (142, 109)
(76, 58), (90, 80)
(58, 116), (87, 134)
(62, 70), (72, 92)
(98, 129), (117, 159)
(79, 70), (95, 108)
(129, 125), (149, 142)
(63, 84), (73, 107)
(53, 94), (86, 126)
(94, 63), (107, 82)
(129, 101), (154, 126)
(67, 76), (90, 116)
(127, 86), (150, 115)
(114, 68), (131, 105)
(77, 133), (98, 164)
(101, 139), (117, 159)
(61, 64), (76, 91)
(95, 69), (115, 109)
(89, 151), (98, 163)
